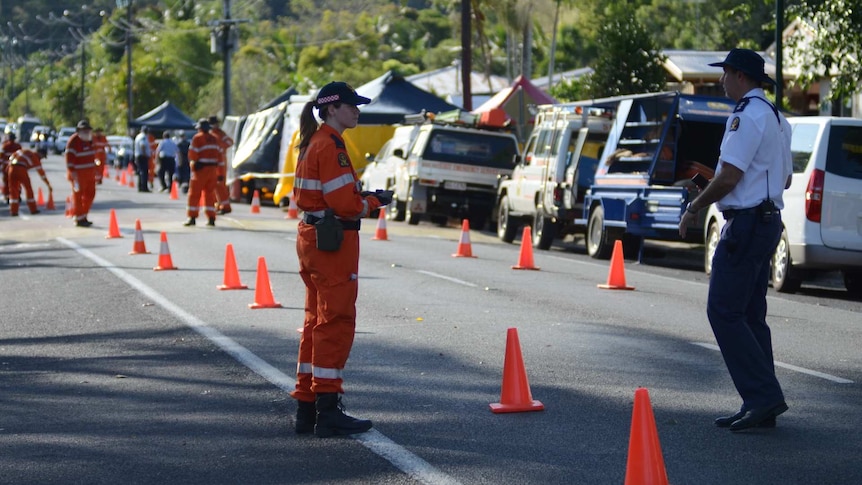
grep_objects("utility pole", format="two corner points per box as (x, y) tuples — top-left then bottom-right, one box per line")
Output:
(209, 0), (249, 117)
(460, 0), (472, 111)
(775, 0), (784, 111)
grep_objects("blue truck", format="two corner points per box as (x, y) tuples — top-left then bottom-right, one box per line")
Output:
(575, 92), (736, 259)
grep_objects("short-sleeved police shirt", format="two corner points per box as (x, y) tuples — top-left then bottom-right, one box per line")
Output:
(716, 88), (792, 211)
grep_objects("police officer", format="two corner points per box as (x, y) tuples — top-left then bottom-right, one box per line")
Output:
(290, 82), (391, 438)
(134, 126), (152, 192)
(680, 48), (793, 431)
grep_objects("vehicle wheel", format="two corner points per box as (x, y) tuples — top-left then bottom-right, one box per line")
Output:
(533, 214), (557, 250)
(771, 229), (802, 293)
(586, 206), (614, 259)
(388, 195), (406, 222)
(497, 195), (518, 243)
(704, 220), (720, 275)
(842, 271), (862, 299)
(405, 186), (420, 225)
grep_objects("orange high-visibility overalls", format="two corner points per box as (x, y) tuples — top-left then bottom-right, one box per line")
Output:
(2, 140), (22, 200)
(66, 133), (98, 223)
(186, 131), (220, 220)
(211, 126), (234, 212)
(92, 132), (109, 184)
(7, 149), (49, 215)
(290, 124), (382, 401)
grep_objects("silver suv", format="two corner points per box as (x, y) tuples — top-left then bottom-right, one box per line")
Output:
(704, 116), (862, 296)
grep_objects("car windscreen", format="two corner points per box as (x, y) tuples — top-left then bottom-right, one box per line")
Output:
(825, 125), (862, 180)
(422, 130), (517, 169)
(790, 122), (819, 173)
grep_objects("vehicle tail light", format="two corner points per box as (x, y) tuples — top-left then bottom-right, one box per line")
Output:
(805, 168), (824, 223)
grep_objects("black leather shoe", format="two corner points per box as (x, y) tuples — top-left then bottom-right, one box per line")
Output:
(183, 218), (196, 226)
(730, 402), (788, 432)
(715, 410), (776, 428)
(76, 219), (93, 227)
(207, 217), (216, 226)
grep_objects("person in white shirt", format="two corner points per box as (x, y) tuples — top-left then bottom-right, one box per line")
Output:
(133, 126), (152, 192)
(156, 131), (179, 192)
(679, 48), (793, 432)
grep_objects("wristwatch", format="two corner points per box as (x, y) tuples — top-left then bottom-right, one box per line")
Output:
(686, 202), (698, 215)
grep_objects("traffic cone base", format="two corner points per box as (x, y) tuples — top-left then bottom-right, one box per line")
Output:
(371, 209), (388, 241)
(624, 388), (669, 485)
(129, 219), (151, 254)
(512, 226), (539, 270)
(217, 243), (248, 290)
(249, 256), (282, 309)
(46, 192), (56, 210)
(120, 171), (127, 186)
(250, 190), (261, 214)
(598, 240), (635, 290)
(105, 209), (123, 239)
(452, 219), (476, 257)
(490, 328), (544, 414)
(153, 231), (178, 271)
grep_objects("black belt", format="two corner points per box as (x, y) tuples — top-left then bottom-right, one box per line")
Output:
(303, 214), (361, 231)
(722, 207), (758, 219)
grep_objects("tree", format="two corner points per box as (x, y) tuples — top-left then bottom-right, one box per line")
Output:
(587, 7), (666, 97)
(786, 0), (862, 102)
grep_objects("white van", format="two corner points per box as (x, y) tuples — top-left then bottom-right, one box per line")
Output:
(704, 116), (862, 296)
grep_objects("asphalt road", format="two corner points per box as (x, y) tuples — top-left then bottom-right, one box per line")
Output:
(1, 153), (860, 485)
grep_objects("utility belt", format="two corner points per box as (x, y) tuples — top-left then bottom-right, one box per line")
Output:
(303, 213), (361, 231)
(722, 199), (778, 223)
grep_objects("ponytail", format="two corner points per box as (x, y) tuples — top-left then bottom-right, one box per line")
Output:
(298, 101), (318, 151)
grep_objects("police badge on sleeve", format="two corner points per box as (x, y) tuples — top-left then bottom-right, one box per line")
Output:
(730, 116), (740, 132)
(337, 152), (350, 167)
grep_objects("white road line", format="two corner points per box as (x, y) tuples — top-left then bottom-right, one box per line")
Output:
(57, 237), (462, 485)
(416, 270), (478, 287)
(691, 342), (854, 384)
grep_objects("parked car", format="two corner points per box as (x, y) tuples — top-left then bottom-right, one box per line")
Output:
(703, 116), (862, 297)
(108, 135), (134, 169)
(54, 126), (76, 154)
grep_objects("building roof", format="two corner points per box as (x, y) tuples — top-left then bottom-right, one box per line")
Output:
(662, 50), (778, 83)
(406, 65), (510, 97)
(532, 67), (594, 90)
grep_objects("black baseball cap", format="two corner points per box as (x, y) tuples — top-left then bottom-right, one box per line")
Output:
(314, 82), (371, 107)
(708, 48), (776, 85)
(77, 120), (92, 130)
(196, 118), (211, 131)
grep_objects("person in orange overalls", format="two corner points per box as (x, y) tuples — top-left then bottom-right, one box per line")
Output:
(66, 120), (98, 227)
(92, 127), (109, 185)
(289, 82), (391, 438)
(209, 116), (234, 215)
(184, 119), (221, 226)
(7, 148), (52, 216)
(2, 133), (23, 204)
(148, 130), (158, 189)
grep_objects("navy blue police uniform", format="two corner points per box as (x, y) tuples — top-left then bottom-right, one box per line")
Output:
(708, 86), (793, 427)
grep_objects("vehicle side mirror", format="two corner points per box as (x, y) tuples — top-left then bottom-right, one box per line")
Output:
(365, 152), (374, 162)
(513, 154), (522, 165)
(393, 148), (405, 159)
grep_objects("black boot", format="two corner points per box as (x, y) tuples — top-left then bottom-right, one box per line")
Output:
(183, 217), (196, 226)
(295, 400), (316, 434)
(207, 217), (216, 226)
(314, 393), (372, 438)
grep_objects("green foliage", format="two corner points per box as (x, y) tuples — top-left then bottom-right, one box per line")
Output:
(587, 7), (667, 97)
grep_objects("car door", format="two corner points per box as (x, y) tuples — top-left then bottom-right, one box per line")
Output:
(513, 127), (551, 213)
(819, 121), (862, 251)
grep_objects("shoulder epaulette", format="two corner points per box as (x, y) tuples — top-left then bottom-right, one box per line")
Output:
(330, 134), (345, 150)
(733, 98), (750, 113)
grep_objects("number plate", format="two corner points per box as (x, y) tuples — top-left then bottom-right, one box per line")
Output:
(444, 181), (467, 191)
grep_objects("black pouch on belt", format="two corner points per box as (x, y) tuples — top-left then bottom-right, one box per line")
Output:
(314, 208), (343, 251)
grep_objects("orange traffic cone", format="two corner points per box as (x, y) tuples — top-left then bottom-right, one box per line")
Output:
(624, 388), (669, 485)
(46, 191), (56, 210)
(512, 226), (539, 270)
(249, 256), (282, 309)
(169, 180), (179, 200)
(128, 172), (135, 188)
(115, 166), (121, 182)
(153, 232), (178, 271)
(452, 219), (476, 257)
(105, 209), (123, 239)
(65, 196), (74, 218)
(128, 219), (151, 255)
(285, 195), (299, 219)
(490, 328), (544, 413)
(250, 190), (261, 214)
(217, 243), (248, 290)
(598, 240), (635, 290)
(371, 209), (388, 241)
(37, 187), (45, 207)
(120, 171), (127, 186)
(103, 163), (110, 179)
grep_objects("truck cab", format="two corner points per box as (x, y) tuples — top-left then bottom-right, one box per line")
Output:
(578, 92), (734, 259)
(496, 104), (613, 249)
